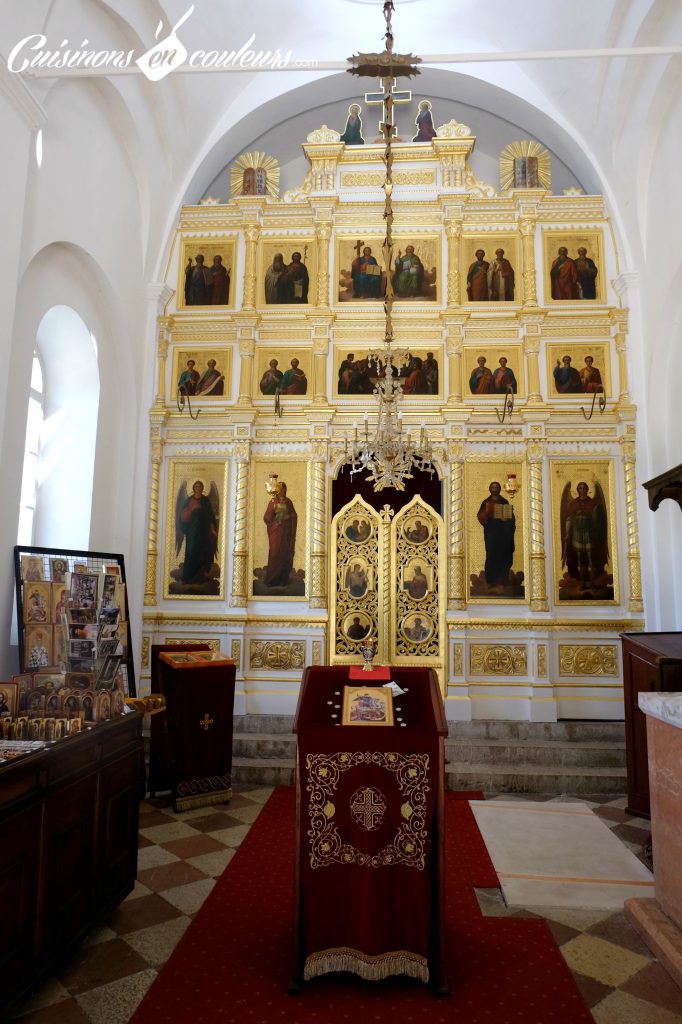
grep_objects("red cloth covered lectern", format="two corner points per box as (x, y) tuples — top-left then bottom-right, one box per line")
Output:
(156, 650), (236, 812)
(291, 665), (448, 993)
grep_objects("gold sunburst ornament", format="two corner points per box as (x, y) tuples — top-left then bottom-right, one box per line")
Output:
(230, 151), (280, 199)
(499, 140), (551, 191)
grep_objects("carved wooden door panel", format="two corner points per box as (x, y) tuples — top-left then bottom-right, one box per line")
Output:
(330, 495), (445, 689)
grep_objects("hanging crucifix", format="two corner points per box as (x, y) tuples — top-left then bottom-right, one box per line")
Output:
(364, 78), (412, 139)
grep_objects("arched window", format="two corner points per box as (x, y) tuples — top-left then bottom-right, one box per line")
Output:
(29, 306), (100, 549)
(17, 352), (45, 544)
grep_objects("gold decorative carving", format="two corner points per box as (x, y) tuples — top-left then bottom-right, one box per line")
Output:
(242, 223), (260, 309)
(164, 637), (221, 651)
(231, 447), (250, 607)
(141, 636), (150, 669)
(558, 645), (618, 676)
(250, 640), (305, 670)
(393, 500), (442, 662)
(144, 426), (165, 606)
(449, 455), (465, 606)
(306, 751), (430, 869)
(341, 170), (436, 187)
(312, 640), (323, 665)
(527, 441), (549, 611)
(452, 643), (463, 676)
(519, 215), (538, 307)
(306, 125), (341, 144)
(231, 639), (241, 666)
(536, 644), (547, 676)
(470, 645), (527, 675)
(621, 440), (643, 611)
(445, 221), (462, 309)
(436, 119), (472, 139)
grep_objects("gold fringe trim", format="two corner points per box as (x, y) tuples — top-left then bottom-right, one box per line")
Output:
(174, 788), (232, 812)
(303, 947), (429, 983)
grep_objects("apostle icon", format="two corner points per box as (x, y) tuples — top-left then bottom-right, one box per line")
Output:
(345, 518), (372, 543)
(402, 613), (433, 644)
(553, 355), (582, 394)
(344, 612), (372, 642)
(392, 246), (424, 298)
(412, 100), (437, 142)
(402, 562), (430, 600)
(469, 356), (494, 395)
(580, 356), (603, 392)
(403, 518), (430, 544)
(488, 249), (515, 301)
(340, 103), (365, 145)
(345, 561), (370, 598)
(575, 248), (598, 300)
(467, 250), (490, 301)
(493, 357), (517, 394)
(550, 247), (578, 300)
(265, 251), (309, 304)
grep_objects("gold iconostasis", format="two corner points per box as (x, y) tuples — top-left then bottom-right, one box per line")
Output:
(141, 123), (641, 722)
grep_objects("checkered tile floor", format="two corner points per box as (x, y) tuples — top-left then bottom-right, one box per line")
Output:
(10, 789), (682, 1023)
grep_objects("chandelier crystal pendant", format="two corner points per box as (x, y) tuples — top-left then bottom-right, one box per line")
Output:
(341, 0), (434, 492)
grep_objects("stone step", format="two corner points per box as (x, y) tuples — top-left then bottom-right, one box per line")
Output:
(233, 732), (625, 769)
(444, 761), (627, 795)
(444, 738), (625, 769)
(232, 756), (295, 787)
(233, 714), (625, 743)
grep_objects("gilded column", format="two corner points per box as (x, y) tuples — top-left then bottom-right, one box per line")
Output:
(237, 338), (255, 405)
(612, 311), (631, 405)
(315, 222), (332, 307)
(522, 314), (544, 405)
(527, 440), (549, 611)
(519, 214), (538, 308)
(312, 335), (329, 405)
(445, 220), (462, 307)
(242, 223), (260, 310)
(379, 505), (394, 664)
(310, 440), (328, 609)
(444, 315), (467, 404)
(448, 440), (466, 609)
(622, 439), (643, 612)
(154, 317), (172, 408)
(230, 440), (251, 608)
(144, 419), (166, 606)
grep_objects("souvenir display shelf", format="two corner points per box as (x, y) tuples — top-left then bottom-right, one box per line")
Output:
(0, 710), (143, 1020)
(13, 544), (136, 697)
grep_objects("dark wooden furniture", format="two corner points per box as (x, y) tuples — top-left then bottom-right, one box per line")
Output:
(0, 712), (143, 1020)
(620, 632), (682, 817)
(155, 651), (236, 812)
(291, 665), (448, 995)
(642, 463), (682, 512)
(148, 643), (210, 797)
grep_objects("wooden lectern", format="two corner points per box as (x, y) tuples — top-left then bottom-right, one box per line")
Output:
(154, 649), (236, 812)
(291, 665), (448, 995)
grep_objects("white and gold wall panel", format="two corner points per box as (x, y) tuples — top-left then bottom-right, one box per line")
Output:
(144, 130), (641, 721)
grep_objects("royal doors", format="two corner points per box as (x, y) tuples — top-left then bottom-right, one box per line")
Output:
(330, 495), (446, 689)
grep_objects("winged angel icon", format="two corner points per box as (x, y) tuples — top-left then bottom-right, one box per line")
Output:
(169, 477), (220, 594)
(558, 480), (613, 600)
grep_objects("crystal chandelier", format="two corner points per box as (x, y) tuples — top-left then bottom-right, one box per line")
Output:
(340, 1), (434, 492)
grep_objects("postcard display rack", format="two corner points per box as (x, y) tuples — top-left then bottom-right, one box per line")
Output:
(11, 545), (136, 741)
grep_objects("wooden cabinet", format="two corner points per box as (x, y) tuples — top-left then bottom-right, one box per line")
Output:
(0, 712), (143, 1019)
(620, 632), (682, 817)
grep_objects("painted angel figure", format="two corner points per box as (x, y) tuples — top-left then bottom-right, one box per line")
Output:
(175, 479), (220, 584)
(560, 481), (609, 585)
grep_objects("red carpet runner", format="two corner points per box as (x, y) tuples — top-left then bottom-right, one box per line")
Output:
(131, 788), (592, 1023)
